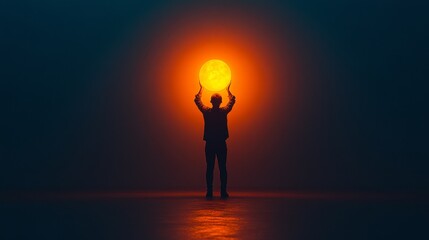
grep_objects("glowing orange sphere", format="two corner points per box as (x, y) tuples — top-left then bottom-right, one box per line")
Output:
(199, 59), (231, 91)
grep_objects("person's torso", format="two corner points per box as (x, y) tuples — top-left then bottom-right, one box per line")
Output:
(203, 108), (229, 141)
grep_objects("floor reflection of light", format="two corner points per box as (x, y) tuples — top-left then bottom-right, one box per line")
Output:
(186, 201), (244, 240)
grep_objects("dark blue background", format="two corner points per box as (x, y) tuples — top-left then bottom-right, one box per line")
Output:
(1, 1), (428, 192)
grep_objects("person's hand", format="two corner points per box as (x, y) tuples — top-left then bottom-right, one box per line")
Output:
(196, 82), (203, 96)
(227, 82), (232, 97)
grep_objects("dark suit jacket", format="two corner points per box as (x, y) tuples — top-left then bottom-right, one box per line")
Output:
(194, 93), (236, 141)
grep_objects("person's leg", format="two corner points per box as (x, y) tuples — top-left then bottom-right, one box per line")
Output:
(205, 141), (216, 197)
(217, 141), (228, 197)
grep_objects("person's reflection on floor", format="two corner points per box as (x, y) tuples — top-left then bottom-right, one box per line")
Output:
(186, 200), (243, 239)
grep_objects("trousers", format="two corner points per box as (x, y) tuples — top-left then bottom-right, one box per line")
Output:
(205, 141), (227, 193)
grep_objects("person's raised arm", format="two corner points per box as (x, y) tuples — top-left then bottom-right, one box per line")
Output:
(194, 82), (209, 112)
(223, 83), (236, 113)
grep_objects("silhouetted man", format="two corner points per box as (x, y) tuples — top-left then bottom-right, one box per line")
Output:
(194, 83), (236, 198)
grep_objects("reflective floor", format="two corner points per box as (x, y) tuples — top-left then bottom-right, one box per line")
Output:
(1, 192), (427, 239)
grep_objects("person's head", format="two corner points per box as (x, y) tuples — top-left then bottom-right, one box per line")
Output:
(210, 94), (222, 108)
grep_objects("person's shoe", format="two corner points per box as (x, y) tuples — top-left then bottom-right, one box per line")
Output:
(220, 192), (229, 199)
(205, 191), (213, 199)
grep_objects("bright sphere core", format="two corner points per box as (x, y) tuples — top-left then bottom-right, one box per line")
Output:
(199, 59), (231, 92)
